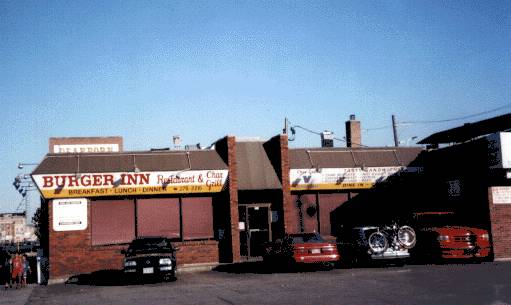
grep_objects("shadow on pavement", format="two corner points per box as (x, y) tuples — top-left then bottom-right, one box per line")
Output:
(213, 261), (336, 274)
(66, 269), (127, 286)
(65, 269), (175, 286)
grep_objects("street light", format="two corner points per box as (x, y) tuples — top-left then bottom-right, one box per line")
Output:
(18, 162), (39, 169)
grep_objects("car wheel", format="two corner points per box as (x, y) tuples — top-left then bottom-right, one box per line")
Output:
(164, 273), (177, 282)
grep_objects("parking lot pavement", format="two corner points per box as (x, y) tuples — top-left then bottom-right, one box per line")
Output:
(0, 285), (35, 305)
(17, 261), (511, 305)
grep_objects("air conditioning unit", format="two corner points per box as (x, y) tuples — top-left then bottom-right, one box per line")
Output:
(321, 131), (334, 148)
(487, 132), (511, 169)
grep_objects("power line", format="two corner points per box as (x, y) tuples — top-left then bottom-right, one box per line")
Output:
(400, 103), (511, 125)
(290, 124), (369, 147)
(361, 103), (511, 130)
(363, 125), (392, 131)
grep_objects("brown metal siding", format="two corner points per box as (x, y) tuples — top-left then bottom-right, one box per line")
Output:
(290, 147), (423, 169)
(182, 197), (214, 240)
(33, 150), (228, 175)
(136, 198), (180, 238)
(91, 199), (135, 246)
(319, 193), (348, 236)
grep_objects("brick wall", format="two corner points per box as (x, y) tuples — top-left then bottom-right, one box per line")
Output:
(48, 200), (125, 280)
(489, 187), (511, 260)
(48, 200), (219, 281)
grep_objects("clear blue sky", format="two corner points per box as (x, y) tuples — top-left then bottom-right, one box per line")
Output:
(1, 1), (510, 215)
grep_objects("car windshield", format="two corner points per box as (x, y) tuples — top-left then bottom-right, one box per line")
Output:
(128, 238), (173, 253)
(289, 233), (325, 244)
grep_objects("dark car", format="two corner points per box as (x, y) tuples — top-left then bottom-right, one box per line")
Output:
(122, 237), (178, 281)
(263, 233), (340, 269)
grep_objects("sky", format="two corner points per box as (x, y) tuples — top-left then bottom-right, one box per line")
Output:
(1, 1), (510, 217)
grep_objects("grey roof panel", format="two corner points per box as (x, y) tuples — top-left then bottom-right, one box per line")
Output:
(236, 141), (282, 190)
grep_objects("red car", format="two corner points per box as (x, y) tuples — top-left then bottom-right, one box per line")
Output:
(263, 233), (340, 269)
(411, 212), (491, 261)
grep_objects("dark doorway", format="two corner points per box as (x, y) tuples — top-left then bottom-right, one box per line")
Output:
(239, 204), (272, 258)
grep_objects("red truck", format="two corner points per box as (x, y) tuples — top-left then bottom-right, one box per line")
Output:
(411, 212), (491, 261)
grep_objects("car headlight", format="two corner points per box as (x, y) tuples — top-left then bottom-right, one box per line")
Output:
(159, 258), (172, 265)
(124, 260), (136, 267)
(480, 233), (490, 240)
(437, 235), (449, 242)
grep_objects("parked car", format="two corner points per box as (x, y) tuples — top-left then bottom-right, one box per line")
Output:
(122, 237), (178, 281)
(337, 222), (416, 265)
(263, 233), (340, 269)
(410, 212), (491, 262)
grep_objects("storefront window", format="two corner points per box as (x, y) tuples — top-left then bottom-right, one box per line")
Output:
(91, 196), (213, 245)
(137, 198), (180, 238)
(182, 197), (213, 240)
(91, 199), (135, 246)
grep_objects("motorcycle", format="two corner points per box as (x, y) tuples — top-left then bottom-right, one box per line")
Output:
(367, 222), (417, 255)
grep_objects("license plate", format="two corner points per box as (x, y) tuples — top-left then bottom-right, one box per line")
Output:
(311, 249), (321, 254)
(143, 267), (154, 274)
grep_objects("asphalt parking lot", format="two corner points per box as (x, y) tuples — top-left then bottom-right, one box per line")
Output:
(3, 261), (511, 305)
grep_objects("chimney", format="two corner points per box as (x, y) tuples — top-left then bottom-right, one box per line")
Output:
(345, 114), (361, 148)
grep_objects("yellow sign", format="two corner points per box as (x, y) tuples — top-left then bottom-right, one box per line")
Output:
(33, 170), (228, 199)
(290, 167), (420, 191)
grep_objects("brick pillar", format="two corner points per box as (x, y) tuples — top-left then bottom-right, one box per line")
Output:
(227, 136), (241, 262)
(488, 186), (511, 260)
(279, 135), (292, 234)
(214, 136), (240, 263)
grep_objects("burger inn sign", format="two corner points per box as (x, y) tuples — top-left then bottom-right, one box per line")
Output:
(32, 170), (228, 199)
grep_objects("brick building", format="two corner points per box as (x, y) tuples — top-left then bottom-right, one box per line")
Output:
(0, 212), (38, 244)
(30, 115), (511, 282)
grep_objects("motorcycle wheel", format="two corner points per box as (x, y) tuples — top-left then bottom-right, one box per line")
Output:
(368, 231), (388, 254)
(397, 226), (416, 249)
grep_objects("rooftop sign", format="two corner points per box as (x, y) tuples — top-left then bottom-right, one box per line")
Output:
(49, 136), (123, 153)
(33, 170), (228, 199)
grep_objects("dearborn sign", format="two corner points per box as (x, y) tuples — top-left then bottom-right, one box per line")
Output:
(32, 170), (228, 199)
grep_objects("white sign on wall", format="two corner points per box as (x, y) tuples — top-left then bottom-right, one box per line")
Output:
(488, 132), (511, 169)
(290, 166), (421, 191)
(53, 198), (88, 231)
(53, 144), (120, 154)
(447, 180), (461, 197)
(492, 187), (511, 204)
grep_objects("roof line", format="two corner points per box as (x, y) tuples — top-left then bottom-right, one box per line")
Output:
(306, 149), (403, 153)
(45, 151), (213, 158)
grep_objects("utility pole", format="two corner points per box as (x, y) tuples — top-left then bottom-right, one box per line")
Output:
(392, 114), (399, 147)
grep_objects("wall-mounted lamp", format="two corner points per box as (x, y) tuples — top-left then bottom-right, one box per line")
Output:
(17, 162), (39, 170)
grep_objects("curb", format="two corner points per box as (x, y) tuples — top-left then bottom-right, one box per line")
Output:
(177, 262), (219, 273)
